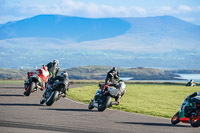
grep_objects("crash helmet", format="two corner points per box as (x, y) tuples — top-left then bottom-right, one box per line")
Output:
(120, 82), (126, 89)
(113, 67), (117, 71)
(61, 72), (68, 78)
(53, 59), (59, 65)
(42, 65), (48, 71)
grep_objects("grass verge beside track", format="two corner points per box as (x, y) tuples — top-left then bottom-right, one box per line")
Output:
(67, 83), (199, 118)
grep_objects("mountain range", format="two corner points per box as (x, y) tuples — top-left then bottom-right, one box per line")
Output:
(0, 14), (200, 69)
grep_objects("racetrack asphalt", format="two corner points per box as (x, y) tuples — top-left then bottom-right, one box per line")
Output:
(0, 83), (199, 133)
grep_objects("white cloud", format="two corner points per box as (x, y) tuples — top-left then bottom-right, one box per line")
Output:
(134, 7), (147, 15)
(160, 6), (172, 11)
(0, 0), (200, 25)
(178, 5), (192, 11)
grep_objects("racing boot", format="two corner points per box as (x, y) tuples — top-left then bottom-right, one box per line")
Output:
(40, 95), (46, 104)
(61, 92), (66, 98)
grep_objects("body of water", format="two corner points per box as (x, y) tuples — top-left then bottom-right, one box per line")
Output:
(121, 74), (200, 82)
(177, 74), (200, 82)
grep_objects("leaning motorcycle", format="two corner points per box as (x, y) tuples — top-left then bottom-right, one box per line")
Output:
(40, 81), (66, 106)
(171, 97), (200, 127)
(24, 72), (43, 96)
(88, 81), (126, 112)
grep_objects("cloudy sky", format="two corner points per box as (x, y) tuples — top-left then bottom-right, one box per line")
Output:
(0, 0), (200, 25)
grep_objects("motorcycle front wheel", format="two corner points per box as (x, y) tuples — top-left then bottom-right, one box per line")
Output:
(46, 91), (58, 106)
(88, 100), (94, 110)
(171, 112), (180, 125)
(98, 96), (111, 112)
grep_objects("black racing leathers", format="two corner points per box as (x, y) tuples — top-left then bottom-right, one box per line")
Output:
(105, 69), (119, 83)
(51, 75), (69, 94)
(47, 62), (59, 78)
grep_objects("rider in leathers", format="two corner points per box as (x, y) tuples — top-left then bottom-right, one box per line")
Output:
(50, 72), (69, 97)
(24, 65), (49, 93)
(93, 81), (126, 107)
(47, 59), (59, 79)
(105, 67), (119, 84)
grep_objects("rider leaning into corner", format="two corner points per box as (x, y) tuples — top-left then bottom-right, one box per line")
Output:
(93, 81), (126, 107)
(93, 66), (125, 107)
(105, 67), (120, 84)
(35, 65), (49, 91)
(46, 59), (59, 79)
(107, 81), (126, 106)
(50, 71), (69, 97)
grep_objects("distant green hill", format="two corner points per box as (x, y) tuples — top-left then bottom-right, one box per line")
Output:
(0, 66), (181, 80)
(65, 66), (179, 80)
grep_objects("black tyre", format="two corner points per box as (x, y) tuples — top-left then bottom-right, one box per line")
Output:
(98, 96), (111, 112)
(171, 112), (180, 125)
(88, 100), (94, 110)
(24, 82), (35, 96)
(190, 111), (200, 127)
(46, 91), (56, 106)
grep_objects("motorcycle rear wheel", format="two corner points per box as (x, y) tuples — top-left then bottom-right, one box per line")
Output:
(98, 96), (111, 112)
(171, 112), (180, 125)
(24, 82), (35, 96)
(190, 111), (200, 127)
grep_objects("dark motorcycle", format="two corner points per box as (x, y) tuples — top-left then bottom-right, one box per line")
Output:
(24, 72), (43, 96)
(171, 96), (200, 127)
(40, 81), (66, 106)
(88, 81), (126, 112)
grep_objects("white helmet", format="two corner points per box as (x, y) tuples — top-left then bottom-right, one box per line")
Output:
(53, 59), (59, 65)
(61, 72), (68, 78)
(119, 82), (126, 91)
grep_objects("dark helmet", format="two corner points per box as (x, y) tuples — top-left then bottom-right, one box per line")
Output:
(113, 67), (117, 71)
(61, 72), (68, 78)
(42, 65), (48, 71)
(53, 59), (59, 65)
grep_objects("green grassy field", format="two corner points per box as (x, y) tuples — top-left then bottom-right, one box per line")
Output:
(67, 83), (199, 118)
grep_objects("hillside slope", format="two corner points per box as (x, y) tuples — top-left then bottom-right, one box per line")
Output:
(0, 66), (178, 80)
(0, 15), (131, 42)
(0, 15), (200, 69)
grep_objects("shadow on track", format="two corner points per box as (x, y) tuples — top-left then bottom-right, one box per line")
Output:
(0, 94), (24, 97)
(40, 108), (98, 112)
(0, 103), (43, 106)
(0, 87), (23, 89)
(0, 120), (96, 133)
(116, 122), (189, 127)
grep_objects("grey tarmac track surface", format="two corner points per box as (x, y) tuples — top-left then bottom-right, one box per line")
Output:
(0, 84), (199, 133)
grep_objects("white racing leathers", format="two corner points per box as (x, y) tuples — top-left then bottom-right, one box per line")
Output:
(92, 82), (126, 107)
